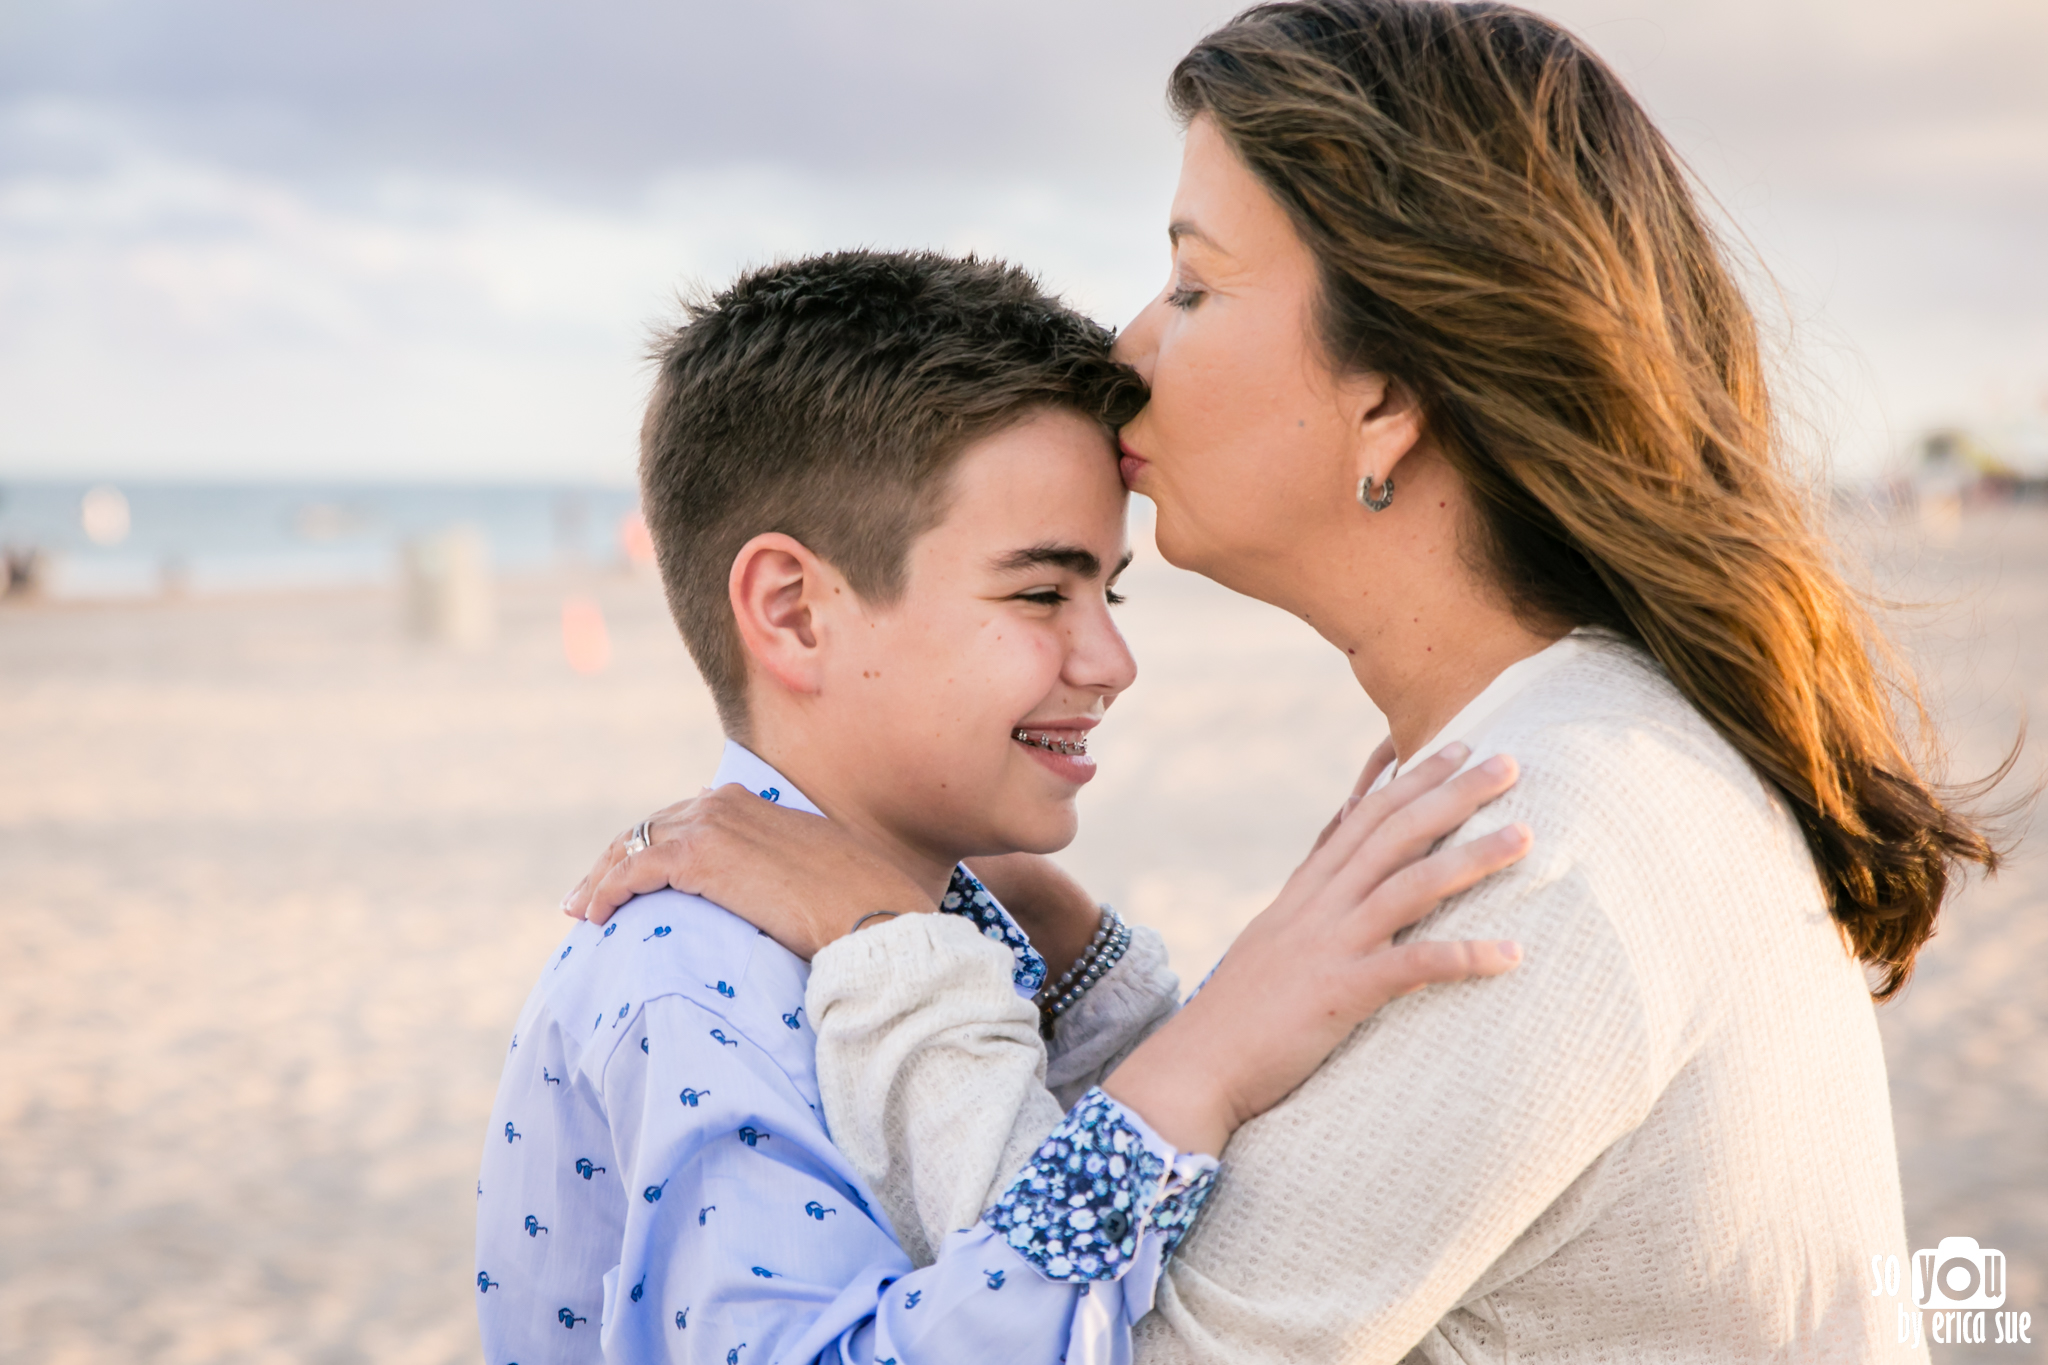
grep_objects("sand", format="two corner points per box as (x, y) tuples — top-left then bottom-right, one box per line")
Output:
(1, 508), (2042, 1364)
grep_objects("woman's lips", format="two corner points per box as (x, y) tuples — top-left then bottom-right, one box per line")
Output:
(1117, 440), (1149, 490)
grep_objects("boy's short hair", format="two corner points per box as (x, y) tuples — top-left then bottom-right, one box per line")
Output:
(640, 249), (1147, 736)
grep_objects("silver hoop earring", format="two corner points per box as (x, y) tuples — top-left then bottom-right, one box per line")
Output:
(1357, 474), (1395, 512)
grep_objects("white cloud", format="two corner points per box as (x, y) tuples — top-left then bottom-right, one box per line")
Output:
(0, 105), (1174, 480)
(2, 0), (2043, 482)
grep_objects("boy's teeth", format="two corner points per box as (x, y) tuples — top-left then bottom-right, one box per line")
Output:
(1012, 728), (1088, 756)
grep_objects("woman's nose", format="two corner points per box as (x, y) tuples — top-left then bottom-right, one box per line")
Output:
(1112, 290), (1164, 384)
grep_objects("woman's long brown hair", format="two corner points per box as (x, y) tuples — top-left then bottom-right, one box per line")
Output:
(1171, 0), (2008, 998)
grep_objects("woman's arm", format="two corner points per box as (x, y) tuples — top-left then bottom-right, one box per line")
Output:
(809, 746), (1531, 1259)
(562, 785), (938, 950)
(801, 911), (1067, 1266)
(555, 744), (1527, 1258)
(956, 851), (1186, 1105)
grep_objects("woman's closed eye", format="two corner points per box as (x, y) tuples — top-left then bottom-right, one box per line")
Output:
(1166, 285), (1204, 310)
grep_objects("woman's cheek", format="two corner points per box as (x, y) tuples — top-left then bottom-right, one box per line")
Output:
(1149, 496), (1206, 572)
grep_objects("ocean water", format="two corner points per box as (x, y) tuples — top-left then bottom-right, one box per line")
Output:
(0, 480), (643, 598)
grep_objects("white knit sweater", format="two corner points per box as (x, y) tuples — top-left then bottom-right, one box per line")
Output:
(806, 637), (1925, 1363)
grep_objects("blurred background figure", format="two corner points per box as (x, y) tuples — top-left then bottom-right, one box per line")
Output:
(403, 524), (493, 649)
(2, 546), (46, 598)
(0, 2), (2042, 1362)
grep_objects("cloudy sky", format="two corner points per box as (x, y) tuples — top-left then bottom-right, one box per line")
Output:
(3, 0), (2044, 483)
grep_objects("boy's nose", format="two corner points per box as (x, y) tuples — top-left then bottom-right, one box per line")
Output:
(1068, 613), (1138, 698)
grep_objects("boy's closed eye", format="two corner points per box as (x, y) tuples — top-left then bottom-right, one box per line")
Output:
(993, 546), (1134, 609)
(1013, 585), (1128, 607)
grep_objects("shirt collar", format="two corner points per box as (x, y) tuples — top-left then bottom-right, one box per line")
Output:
(712, 740), (824, 817)
(710, 741), (1048, 997)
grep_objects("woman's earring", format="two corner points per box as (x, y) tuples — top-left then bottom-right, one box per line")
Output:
(1357, 474), (1395, 512)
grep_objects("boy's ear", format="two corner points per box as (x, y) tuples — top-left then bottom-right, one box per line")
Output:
(729, 533), (836, 697)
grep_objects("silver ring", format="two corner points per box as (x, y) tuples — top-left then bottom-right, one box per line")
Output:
(624, 819), (653, 857)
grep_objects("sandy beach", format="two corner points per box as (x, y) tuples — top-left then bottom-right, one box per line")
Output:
(2, 505), (2043, 1364)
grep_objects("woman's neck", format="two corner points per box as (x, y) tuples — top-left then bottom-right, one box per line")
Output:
(1354, 610), (1563, 761)
(1266, 453), (1566, 762)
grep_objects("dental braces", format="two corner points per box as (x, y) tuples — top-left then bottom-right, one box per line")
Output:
(1012, 728), (1089, 757)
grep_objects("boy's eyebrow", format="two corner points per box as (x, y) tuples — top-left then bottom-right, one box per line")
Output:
(988, 546), (1136, 582)
(991, 543), (1105, 578)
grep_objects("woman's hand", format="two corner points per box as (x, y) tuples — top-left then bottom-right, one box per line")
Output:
(563, 794), (1108, 976)
(1103, 741), (1530, 1157)
(561, 787), (933, 960)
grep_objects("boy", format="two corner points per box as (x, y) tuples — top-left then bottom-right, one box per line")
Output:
(477, 250), (1523, 1365)
(476, 251), (1212, 1365)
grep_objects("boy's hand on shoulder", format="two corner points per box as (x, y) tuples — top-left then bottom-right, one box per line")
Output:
(561, 787), (932, 960)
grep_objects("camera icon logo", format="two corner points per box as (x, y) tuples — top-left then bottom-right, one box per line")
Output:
(1914, 1237), (2006, 1309)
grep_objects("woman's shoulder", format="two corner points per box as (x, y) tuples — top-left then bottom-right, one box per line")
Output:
(1488, 634), (1755, 789)
(1468, 632), (1804, 864)
(1444, 633), (1852, 1050)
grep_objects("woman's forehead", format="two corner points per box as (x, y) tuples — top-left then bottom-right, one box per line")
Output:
(1171, 116), (1306, 276)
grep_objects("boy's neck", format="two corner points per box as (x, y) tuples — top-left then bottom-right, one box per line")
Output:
(738, 731), (961, 907)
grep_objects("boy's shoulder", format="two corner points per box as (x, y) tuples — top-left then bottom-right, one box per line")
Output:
(524, 889), (814, 1085)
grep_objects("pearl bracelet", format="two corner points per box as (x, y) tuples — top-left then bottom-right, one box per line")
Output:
(1037, 905), (1131, 1039)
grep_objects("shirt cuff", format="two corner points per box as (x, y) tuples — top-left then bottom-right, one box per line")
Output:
(982, 1086), (1218, 1283)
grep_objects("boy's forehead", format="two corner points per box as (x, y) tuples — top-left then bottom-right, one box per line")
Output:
(927, 412), (1127, 557)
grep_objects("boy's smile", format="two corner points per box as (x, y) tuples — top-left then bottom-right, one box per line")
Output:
(736, 405), (1135, 901)
(1011, 717), (1099, 783)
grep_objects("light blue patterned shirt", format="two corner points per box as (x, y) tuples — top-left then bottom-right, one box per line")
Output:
(476, 742), (1215, 1365)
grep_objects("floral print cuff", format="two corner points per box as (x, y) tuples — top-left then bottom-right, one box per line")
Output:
(1145, 1154), (1216, 1261)
(941, 865), (1048, 995)
(983, 1088), (1219, 1282)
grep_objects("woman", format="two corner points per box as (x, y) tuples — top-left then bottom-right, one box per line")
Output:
(569, 2), (2001, 1359)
